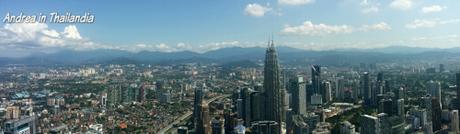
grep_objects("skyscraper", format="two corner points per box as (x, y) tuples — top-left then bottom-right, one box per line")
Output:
(362, 72), (372, 107)
(431, 97), (442, 132)
(193, 86), (204, 129)
(263, 39), (283, 128)
(288, 76), (307, 115)
(451, 110), (459, 133)
(359, 114), (380, 134)
(311, 65), (321, 94)
(427, 80), (441, 107)
(321, 81), (332, 103)
(457, 73), (460, 110)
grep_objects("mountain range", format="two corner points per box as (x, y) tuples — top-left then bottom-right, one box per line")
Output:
(1, 46), (459, 66)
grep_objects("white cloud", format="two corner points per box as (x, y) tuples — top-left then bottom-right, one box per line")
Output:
(4, 23), (48, 41)
(278, 0), (314, 6)
(406, 19), (460, 29)
(62, 25), (82, 40)
(422, 5), (446, 13)
(0, 23), (99, 50)
(360, 0), (379, 14)
(390, 0), (413, 10)
(281, 21), (353, 36)
(281, 21), (391, 36)
(245, 3), (272, 17)
(360, 22), (391, 31)
(362, 6), (379, 13)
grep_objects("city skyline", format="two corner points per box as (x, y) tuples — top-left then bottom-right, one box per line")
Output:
(1, 0), (460, 57)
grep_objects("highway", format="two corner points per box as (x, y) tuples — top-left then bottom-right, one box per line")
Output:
(156, 95), (227, 134)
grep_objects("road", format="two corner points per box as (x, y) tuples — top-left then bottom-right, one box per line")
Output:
(156, 95), (227, 134)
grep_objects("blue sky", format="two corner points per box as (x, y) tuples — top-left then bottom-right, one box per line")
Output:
(0, 0), (459, 57)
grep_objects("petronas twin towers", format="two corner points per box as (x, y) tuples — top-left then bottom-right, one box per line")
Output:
(263, 38), (284, 131)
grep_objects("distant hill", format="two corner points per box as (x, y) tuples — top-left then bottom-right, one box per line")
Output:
(1, 46), (460, 66)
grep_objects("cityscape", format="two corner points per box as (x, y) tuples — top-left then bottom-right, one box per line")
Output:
(1, 0), (460, 134)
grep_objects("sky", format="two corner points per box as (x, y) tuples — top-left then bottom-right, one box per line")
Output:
(0, 0), (459, 57)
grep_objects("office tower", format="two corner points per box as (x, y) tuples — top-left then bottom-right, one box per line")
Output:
(107, 84), (122, 109)
(457, 73), (460, 109)
(123, 83), (137, 103)
(439, 64), (445, 72)
(359, 114), (380, 134)
(160, 92), (171, 104)
(412, 107), (428, 128)
(242, 87), (261, 126)
(311, 94), (323, 105)
(362, 72), (372, 107)
(288, 76), (307, 115)
(5, 106), (20, 120)
(377, 72), (383, 82)
(251, 85), (264, 122)
(282, 69), (297, 90)
(451, 110), (459, 133)
(335, 77), (346, 100)
(177, 126), (189, 134)
(396, 87), (405, 100)
(321, 81), (332, 103)
(422, 94), (433, 123)
(263, 39), (283, 129)
(396, 99), (405, 119)
(212, 117), (225, 134)
(291, 115), (309, 134)
(100, 92), (107, 108)
(250, 121), (279, 134)
(340, 121), (356, 134)
(384, 80), (391, 94)
(137, 86), (146, 102)
(311, 65), (321, 94)
(427, 80), (441, 107)
(457, 73), (460, 129)
(431, 97), (442, 132)
(379, 98), (393, 116)
(197, 103), (212, 134)
(3, 115), (37, 134)
(193, 87), (204, 129)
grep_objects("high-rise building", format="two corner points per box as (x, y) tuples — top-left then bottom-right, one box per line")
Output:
(457, 73), (460, 129)
(107, 84), (123, 109)
(193, 86), (204, 129)
(211, 117), (225, 134)
(340, 121), (356, 134)
(362, 72), (372, 107)
(291, 115), (309, 134)
(439, 64), (445, 73)
(250, 121), (279, 134)
(422, 94), (433, 123)
(431, 97), (442, 132)
(321, 81), (332, 103)
(451, 110), (459, 133)
(288, 76), (307, 115)
(335, 77), (348, 101)
(242, 87), (262, 126)
(411, 107), (427, 129)
(3, 115), (37, 134)
(311, 65), (321, 94)
(263, 39), (283, 131)
(196, 103), (212, 134)
(359, 114), (380, 134)
(396, 99), (405, 119)
(177, 126), (188, 134)
(427, 80), (441, 107)
(5, 106), (20, 120)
